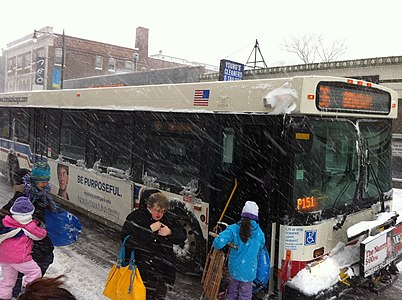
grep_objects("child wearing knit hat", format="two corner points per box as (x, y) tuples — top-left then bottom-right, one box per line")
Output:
(26, 161), (58, 211)
(24, 161), (59, 280)
(213, 201), (266, 300)
(30, 161), (51, 183)
(0, 197), (47, 300)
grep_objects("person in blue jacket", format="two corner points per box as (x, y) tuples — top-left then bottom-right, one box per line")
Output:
(213, 201), (265, 300)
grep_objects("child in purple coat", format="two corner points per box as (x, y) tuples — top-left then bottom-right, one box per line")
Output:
(0, 196), (47, 299)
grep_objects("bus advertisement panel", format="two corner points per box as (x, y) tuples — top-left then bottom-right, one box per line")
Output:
(361, 222), (402, 277)
(49, 160), (134, 226)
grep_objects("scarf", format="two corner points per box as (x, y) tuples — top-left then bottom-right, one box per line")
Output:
(23, 174), (57, 210)
(12, 214), (33, 224)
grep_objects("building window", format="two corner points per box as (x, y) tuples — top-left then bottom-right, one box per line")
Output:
(25, 53), (31, 68)
(125, 61), (134, 70)
(55, 48), (63, 65)
(108, 58), (116, 71)
(17, 56), (22, 68)
(7, 82), (14, 92)
(8, 58), (14, 71)
(17, 79), (23, 91)
(37, 48), (45, 57)
(23, 79), (30, 91)
(95, 56), (103, 69)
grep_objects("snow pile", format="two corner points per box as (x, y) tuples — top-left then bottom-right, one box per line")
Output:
(286, 242), (360, 296)
(393, 188), (402, 222)
(263, 82), (298, 114)
(347, 211), (397, 239)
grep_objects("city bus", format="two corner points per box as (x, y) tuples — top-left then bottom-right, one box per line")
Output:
(0, 76), (400, 298)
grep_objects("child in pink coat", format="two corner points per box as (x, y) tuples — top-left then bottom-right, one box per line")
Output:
(0, 196), (47, 299)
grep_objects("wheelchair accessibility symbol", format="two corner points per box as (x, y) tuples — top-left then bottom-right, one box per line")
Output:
(305, 230), (317, 245)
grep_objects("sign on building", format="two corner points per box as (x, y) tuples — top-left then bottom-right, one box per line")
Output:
(35, 57), (45, 85)
(52, 67), (61, 88)
(219, 59), (244, 81)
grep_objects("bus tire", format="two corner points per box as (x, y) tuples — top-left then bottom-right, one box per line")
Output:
(169, 199), (206, 276)
(6, 152), (19, 187)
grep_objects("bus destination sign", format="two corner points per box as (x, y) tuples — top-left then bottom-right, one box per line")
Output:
(316, 81), (391, 114)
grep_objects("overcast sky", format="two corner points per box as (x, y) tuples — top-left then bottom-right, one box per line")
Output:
(1, 0), (401, 67)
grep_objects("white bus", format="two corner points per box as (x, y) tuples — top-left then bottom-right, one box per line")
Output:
(0, 76), (400, 298)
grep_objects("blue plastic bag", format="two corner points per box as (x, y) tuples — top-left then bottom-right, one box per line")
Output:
(253, 246), (270, 293)
(45, 209), (82, 246)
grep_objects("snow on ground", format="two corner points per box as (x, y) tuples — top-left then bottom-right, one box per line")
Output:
(46, 247), (109, 299)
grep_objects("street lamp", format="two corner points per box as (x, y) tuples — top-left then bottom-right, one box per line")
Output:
(133, 52), (139, 71)
(32, 29), (65, 89)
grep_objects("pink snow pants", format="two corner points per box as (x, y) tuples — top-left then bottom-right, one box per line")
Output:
(0, 260), (42, 299)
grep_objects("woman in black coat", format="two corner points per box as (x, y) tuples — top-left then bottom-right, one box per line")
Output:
(121, 190), (187, 300)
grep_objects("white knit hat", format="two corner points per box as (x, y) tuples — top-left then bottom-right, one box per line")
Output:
(241, 201), (259, 220)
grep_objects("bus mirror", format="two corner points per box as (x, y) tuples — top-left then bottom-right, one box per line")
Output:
(286, 123), (313, 153)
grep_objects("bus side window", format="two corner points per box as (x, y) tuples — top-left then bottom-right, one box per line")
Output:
(46, 110), (62, 160)
(222, 127), (235, 171)
(0, 110), (10, 139)
(94, 112), (132, 172)
(60, 111), (86, 162)
(13, 109), (30, 144)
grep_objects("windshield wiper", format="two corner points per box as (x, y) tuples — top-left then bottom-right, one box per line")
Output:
(331, 179), (353, 209)
(367, 162), (386, 212)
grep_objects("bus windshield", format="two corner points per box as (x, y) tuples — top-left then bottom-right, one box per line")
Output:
(293, 119), (393, 214)
(293, 119), (358, 212)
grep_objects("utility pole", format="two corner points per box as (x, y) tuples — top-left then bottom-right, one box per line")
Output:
(245, 39), (268, 70)
(60, 29), (65, 89)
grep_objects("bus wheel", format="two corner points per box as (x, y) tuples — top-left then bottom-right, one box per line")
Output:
(170, 200), (206, 276)
(6, 152), (19, 187)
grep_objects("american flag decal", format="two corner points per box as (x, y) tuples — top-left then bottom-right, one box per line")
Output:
(193, 89), (210, 106)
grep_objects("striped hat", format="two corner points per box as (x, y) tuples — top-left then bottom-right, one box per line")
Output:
(31, 162), (51, 182)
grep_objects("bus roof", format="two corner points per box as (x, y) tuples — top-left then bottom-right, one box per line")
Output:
(0, 76), (397, 118)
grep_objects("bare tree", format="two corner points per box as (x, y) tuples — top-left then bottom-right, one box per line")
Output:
(283, 34), (347, 64)
(316, 35), (347, 62)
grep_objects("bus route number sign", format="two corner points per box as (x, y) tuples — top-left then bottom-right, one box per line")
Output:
(297, 196), (316, 212)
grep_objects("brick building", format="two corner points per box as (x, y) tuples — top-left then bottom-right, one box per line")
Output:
(1, 26), (191, 92)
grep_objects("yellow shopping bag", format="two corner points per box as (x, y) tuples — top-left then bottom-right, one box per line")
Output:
(103, 264), (121, 299)
(103, 236), (146, 300)
(116, 264), (146, 300)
